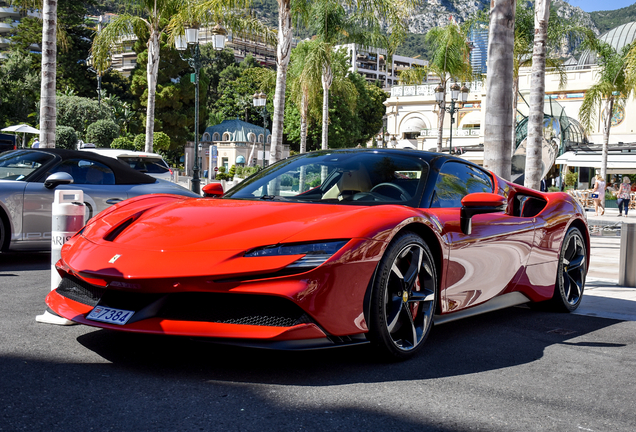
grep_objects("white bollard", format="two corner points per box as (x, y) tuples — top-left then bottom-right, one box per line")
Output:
(36, 189), (85, 325)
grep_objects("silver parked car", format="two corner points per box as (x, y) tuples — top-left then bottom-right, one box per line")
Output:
(0, 148), (198, 252)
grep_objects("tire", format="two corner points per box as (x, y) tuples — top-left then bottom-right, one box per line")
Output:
(368, 232), (437, 360)
(0, 211), (8, 252)
(548, 227), (587, 312)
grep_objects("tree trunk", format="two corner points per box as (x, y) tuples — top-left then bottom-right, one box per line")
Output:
(511, 76), (519, 156)
(300, 91), (308, 153)
(270, 0), (293, 165)
(144, 29), (160, 153)
(321, 64), (333, 150)
(524, 0), (551, 191)
(436, 98), (446, 152)
(483, 0), (516, 180)
(601, 98), (612, 181)
(39, 0), (57, 148)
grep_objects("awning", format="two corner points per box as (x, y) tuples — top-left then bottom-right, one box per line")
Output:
(401, 117), (427, 133)
(394, 139), (417, 149)
(555, 151), (636, 174)
(459, 111), (481, 128)
(1, 124), (40, 134)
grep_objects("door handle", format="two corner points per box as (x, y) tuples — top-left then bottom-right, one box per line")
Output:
(106, 198), (123, 205)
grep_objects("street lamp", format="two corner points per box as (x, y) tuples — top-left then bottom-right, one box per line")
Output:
(84, 55), (111, 106)
(252, 91), (268, 168)
(175, 23), (227, 194)
(435, 82), (469, 154)
(381, 115), (387, 148)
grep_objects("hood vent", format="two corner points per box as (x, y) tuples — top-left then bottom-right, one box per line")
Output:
(104, 210), (146, 242)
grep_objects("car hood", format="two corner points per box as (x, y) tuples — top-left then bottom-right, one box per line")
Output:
(63, 198), (414, 280)
(93, 198), (403, 251)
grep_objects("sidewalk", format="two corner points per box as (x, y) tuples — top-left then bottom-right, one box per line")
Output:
(577, 207), (636, 321)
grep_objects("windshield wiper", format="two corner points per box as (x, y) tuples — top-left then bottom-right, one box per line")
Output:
(260, 195), (276, 200)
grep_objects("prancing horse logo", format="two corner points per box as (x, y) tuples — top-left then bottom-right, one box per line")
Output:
(109, 254), (121, 264)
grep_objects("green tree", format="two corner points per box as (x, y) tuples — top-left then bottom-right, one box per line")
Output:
(55, 125), (77, 149)
(580, 33), (632, 180)
(111, 136), (135, 150)
(425, 22), (472, 153)
(85, 119), (120, 147)
(0, 49), (40, 127)
(56, 95), (113, 138)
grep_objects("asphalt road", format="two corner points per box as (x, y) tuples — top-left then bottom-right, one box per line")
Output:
(1, 252), (635, 432)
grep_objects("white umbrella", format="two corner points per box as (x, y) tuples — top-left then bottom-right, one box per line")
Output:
(1, 124), (40, 148)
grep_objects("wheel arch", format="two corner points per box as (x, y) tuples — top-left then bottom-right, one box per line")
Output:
(362, 221), (444, 328)
(566, 218), (591, 268)
(0, 205), (11, 251)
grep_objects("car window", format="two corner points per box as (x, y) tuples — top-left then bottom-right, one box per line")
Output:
(225, 152), (427, 206)
(49, 159), (115, 185)
(0, 150), (54, 180)
(430, 161), (493, 208)
(118, 156), (169, 174)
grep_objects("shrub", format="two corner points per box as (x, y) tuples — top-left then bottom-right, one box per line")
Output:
(85, 119), (120, 147)
(110, 136), (135, 150)
(215, 166), (229, 181)
(132, 132), (171, 153)
(227, 165), (236, 180)
(564, 170), (578, 187)
(56, 95), (113, 138)
(55, 126), (77, 150)
(133, 134), (146, 151)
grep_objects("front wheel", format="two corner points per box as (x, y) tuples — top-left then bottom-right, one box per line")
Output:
(550, 227), (587, 312)
(368, 232), (437, 360)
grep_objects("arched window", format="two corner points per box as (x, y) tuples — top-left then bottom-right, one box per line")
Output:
(202, 132), (211, 142)
(212, 132), (220, 141)
(266, 135), (272, 144)
(222, 132), (231, 141)
(258, 134), (264, 143)
(247, 132), (256, 143)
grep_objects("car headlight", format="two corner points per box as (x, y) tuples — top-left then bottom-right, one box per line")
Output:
(245, 240), (348, 268)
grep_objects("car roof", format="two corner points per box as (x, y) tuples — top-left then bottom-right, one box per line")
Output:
(81, 148), (166, 159)
(28, 148), (157, 184)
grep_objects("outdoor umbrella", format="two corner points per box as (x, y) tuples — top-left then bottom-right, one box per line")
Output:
(1, 124), (40, 148)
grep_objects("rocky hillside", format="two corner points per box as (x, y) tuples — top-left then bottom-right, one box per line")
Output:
(407, 0), (599, 35)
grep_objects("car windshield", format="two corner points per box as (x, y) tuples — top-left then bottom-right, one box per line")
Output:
(225, 151), (428, 205)
(118, 156), (169, 174)
(0, 150), (54, 181)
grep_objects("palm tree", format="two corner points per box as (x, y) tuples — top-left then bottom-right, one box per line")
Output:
(524, 0), (552, 191)
(92, 0), (262, 153)
(425, 21), (472, 153)
(287, 41), (321, 154)
(268, 0), (417, 164)
(483, 0), (516, 180)
(580, 33), (632, 181)
(11, 0), (58, 148)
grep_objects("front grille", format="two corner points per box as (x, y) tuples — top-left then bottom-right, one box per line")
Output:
(159, 293), (310, 327)
(56, 275), (106, 307)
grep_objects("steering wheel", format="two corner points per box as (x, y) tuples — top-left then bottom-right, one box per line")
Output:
(369, 182), (411, 201)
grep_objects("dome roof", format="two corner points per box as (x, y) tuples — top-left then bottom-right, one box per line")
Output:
(578, 21), (636, 66)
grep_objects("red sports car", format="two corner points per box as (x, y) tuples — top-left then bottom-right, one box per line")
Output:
(47, 149), (589, 359)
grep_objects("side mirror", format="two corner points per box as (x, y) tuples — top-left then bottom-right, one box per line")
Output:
(44, 172), (74, 189)
(460, 192), (507, 235)
(202, 182), (224, 198)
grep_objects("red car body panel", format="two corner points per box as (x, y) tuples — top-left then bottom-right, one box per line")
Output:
(46, 151), (589, 348)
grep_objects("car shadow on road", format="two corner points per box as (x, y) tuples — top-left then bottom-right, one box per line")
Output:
(74, 306), (625, 385)
(0, 251), (50, 272)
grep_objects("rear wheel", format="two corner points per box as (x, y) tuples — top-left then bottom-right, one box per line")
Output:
(0, 211), (9, 252)
(368, 232), (437, 360)
(549, 227), (587, 312)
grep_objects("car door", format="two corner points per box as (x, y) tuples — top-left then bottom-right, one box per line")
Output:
(429, 161), (535, 313)
(21, 158), (128, 249)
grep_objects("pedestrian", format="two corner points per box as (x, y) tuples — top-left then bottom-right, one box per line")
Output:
(32, 138), (39, 148)
(617, 176), (631, 217)
(540, 178), (547, 192)
(591, 174), (606, 216)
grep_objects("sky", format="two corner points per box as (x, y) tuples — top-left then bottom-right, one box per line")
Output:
(567, 0), (636, 12)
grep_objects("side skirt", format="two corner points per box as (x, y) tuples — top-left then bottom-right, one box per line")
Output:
(433, 292), (531, 325)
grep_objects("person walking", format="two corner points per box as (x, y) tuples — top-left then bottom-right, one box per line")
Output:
(617, 176), (631, 217)
(592, 174), (606, 216)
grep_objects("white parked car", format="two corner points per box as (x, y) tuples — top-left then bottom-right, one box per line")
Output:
(80, 148), (174, 181)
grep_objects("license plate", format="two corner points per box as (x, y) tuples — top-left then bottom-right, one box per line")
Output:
(86, 306), (134, 325)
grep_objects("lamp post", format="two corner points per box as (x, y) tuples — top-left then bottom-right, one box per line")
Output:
(176, 24), (227, 194)
(381, 115), (387, 148)
(84, 55), (111, 107)
(435, 82), (469, 154)
(252, 91), (268, 168)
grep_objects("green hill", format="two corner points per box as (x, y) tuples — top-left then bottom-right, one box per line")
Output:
(589, 3), (636, 34)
